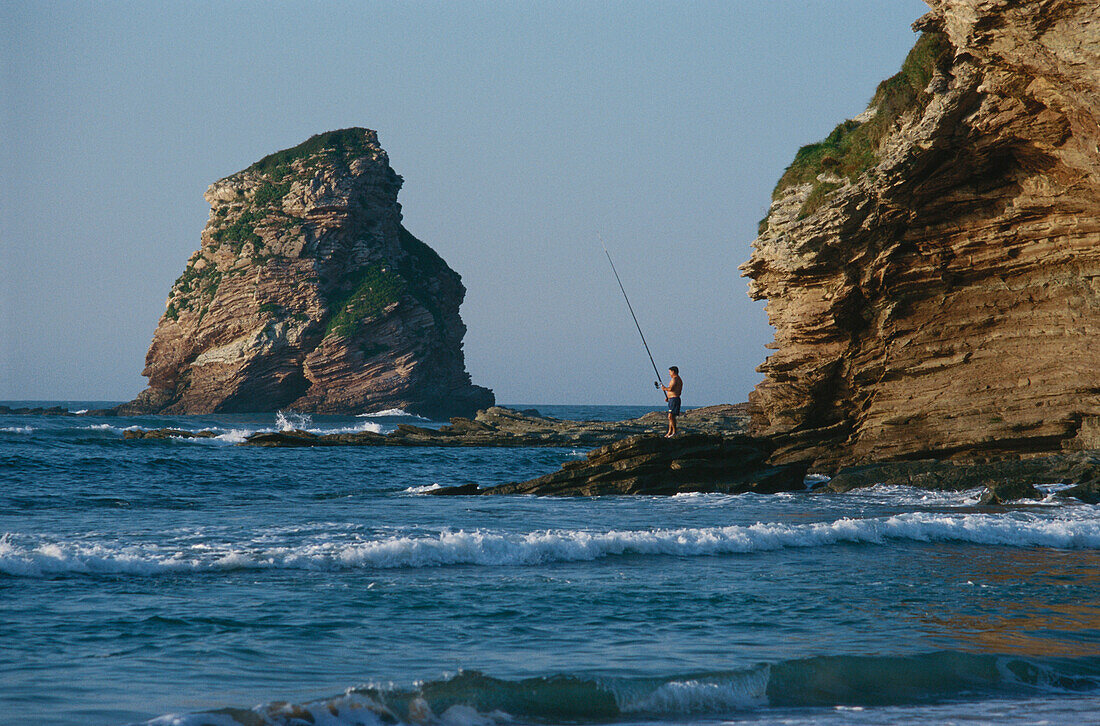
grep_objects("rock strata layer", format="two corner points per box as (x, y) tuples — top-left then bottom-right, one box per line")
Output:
(743, 0), (1100, 470)
(121, 128), (493, 419)
(475, 433), (807, 496)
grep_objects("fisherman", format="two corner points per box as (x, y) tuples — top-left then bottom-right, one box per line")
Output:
(660, 366), (682, 438)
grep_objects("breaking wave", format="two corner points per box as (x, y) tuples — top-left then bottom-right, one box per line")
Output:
(358, 408), (429, 419)
(135, 653), (1100, 726)
(5, 509), (1100, 579)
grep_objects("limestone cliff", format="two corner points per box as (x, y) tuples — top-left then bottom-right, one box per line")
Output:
(742, 0), (1100, 471)
(123, 128), (494, 418)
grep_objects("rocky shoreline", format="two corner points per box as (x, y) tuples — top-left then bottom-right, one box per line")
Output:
(123, 404), (749, 447)
(0, 398), (1088, 502)
(112, 403), (1100, 503)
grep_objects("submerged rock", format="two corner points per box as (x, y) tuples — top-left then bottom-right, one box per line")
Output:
(123, 428), (218, 440)
(1059, 481), (1100, 505)
(978, 480), (1043, 506)
(481, 433), (807, 496)
(742, 0), (1100, 471)
(827, 453), (1100, 495)
(0, 405), (78, 416)
(120, 128), (493, 419)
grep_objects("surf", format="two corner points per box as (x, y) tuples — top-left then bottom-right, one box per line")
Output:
(6, 509), (1100, 578)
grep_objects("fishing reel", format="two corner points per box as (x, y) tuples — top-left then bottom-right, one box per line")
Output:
(654, 380), (661, 389)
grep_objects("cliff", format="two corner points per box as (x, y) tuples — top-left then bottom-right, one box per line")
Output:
(122, 128), (494, 418)
(742, 0), (1100, 471)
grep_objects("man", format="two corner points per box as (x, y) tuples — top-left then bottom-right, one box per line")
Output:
(660, 366), (682, 438)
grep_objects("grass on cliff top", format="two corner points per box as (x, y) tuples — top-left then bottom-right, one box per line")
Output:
(764, 31), (952, 226)
(246, 128), (378, 177)
(325, 265), (407, 340)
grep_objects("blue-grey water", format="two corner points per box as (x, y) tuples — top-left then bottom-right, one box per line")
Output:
(2, 403), (1099, 726)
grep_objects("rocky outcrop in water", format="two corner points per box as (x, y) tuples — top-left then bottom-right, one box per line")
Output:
(453, 433), (806, 496)
(120, 128), (493, 419)
(126, 404), (750, 448)
(742, 0), (1100, 471)
(318, 403), (747, 448)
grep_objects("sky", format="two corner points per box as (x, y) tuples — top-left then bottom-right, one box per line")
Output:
(1, 0), (930, 406)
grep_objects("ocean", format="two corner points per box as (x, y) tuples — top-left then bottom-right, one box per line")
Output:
(2, 403), (1099, 726)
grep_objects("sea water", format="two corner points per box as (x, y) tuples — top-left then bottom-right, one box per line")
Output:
(2, 403), (1099, 726)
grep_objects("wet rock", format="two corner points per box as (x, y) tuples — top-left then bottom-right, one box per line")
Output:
(828, 453), (1100, 494)
(978, 480), (1043, 505)
(243, 429), (386, 447)
(484, 433), (807, 496)
(425, 483), (482, 495)
(123, 428), (218, 440)
(237, 404), (750, 448)
(1059, 481), (1100, 504)
(0, 405), (77, 416)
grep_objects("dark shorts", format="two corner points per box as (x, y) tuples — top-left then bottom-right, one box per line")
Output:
(667, 397), (681, 416)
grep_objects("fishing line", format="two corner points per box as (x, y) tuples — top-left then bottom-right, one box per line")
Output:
(598, 233), (664, 392)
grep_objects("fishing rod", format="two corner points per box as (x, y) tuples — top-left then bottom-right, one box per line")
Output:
(598, 233), (665, 394)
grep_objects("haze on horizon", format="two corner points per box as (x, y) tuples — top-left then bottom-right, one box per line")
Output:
(1, 0), (929, 407)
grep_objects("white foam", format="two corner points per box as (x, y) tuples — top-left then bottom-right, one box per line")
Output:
(118, 415), (385, 444)
(358, 408), (428, 419)
(141, 692), (400, 726)
(71, 409), (88, 414)
(404, 483), (445, 494)
(612, 669), (769, 713)
(212, 429), (251, 444)
(276, 410), (312, 431)
(309, 421), (384, 435)
(5, 509), (1100, 579)
(0, 426), (33, 434)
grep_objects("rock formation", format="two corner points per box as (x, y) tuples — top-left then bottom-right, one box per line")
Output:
(121, 128), (493, 418)
(125, 404), (751, 448)
(469, 433), (807, 496)
(742, 0), (1100, 471)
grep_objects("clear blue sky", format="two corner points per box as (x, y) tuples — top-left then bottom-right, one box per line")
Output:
(1, 0), (929, 405)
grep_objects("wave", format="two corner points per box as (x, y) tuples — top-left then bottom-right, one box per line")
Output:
(0, 426), (33, 434)
(404, 483), (445, 494)
(358, 408), (429, 419)
(5, 510), (1100, 578)
(135, 654), (1100, 726)
(108, 414), (386, 444)
(274, 410), (383, 434)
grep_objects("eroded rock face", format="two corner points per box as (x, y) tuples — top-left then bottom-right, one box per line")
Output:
(742, 1), (1100, 471)
(122, 128), (494, 418)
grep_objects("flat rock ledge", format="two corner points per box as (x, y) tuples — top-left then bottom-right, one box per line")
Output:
(123, 428), (217, 440)
(0, 405), (117, 417)
(125, 404), (749, 448)
(430, 433), (807, 497)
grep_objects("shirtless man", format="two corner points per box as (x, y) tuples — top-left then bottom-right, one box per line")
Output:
(660, 366), (682, 438)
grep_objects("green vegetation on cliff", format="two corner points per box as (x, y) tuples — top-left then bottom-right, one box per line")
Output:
(246, 128), (379, 177)
(325, 265), (407, 339)
(762, 31), (952, 228)
(166, 263), (223, 320)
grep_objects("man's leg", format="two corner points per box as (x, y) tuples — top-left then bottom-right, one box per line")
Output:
(670, 413), (678, 436)
(666, 411), (673, 437)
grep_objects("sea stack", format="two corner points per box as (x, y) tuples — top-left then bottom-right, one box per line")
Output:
(742, 0), (1100, 470)
(122, 128), (494, 418)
